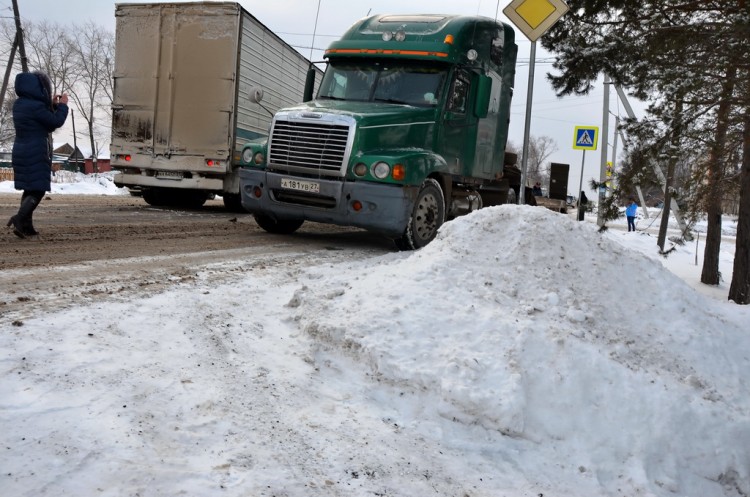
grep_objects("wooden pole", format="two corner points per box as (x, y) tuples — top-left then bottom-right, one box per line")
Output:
(11, 0), (28, 73)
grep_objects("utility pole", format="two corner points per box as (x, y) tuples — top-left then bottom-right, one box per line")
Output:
(597, 75), (611, 227)
(11, 0), (28, 72)
(0, 0), (28, 111)
(613, 84), (691, 238)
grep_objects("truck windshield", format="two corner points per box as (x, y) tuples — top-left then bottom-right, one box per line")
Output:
(318, 61), (447, 107)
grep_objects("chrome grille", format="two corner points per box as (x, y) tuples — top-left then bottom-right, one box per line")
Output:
(268, 117), (352, 177)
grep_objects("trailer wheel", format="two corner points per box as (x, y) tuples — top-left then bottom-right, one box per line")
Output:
(396, 178), (445, 250)
(142, 188), (168, 207)
(253, 213), (304, 234)
(177, 190), (210, 209)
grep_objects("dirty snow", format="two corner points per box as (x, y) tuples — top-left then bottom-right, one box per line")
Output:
(1, 180), (749, 497)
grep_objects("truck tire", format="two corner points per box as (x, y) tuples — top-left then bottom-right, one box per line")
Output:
(222, 193), (246, 212)
(176, 190), (209, 209)
(253, 213), (304, 234)
(396, 178), (445, 250)
(142, 188), (168, 207)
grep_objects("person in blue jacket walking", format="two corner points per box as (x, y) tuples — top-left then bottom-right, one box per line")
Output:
(6, 71), (69, 238)
(626, 197), (638, 232)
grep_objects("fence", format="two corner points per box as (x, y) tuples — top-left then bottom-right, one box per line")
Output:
(0, 168), (13, 182)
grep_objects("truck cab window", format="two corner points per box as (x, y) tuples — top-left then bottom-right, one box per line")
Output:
(447, 71), (470, 114)
(319, 61), (447, 107)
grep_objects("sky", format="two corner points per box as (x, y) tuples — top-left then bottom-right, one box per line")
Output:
(1, 175), (748, 496)
(1, 0), (634, 197)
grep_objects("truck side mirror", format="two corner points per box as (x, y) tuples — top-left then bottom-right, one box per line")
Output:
(474, 74), (491, 119)
(303, 65), (316, 102)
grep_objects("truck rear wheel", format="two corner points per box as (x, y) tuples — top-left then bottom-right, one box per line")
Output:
(396, 178), (445, 250)
(253, 213), (304, 234)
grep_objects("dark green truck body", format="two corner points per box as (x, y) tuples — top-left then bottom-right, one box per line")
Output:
(238, 14), (518, 248)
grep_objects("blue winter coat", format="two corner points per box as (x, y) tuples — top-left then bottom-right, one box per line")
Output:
(626, 202), (638, 217)
(12, 72), (69, 192)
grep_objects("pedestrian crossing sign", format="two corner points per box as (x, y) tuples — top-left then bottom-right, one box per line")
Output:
(573, 126), (599, 150)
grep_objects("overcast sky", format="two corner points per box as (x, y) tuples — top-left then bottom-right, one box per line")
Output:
(4, 0), (633, 197)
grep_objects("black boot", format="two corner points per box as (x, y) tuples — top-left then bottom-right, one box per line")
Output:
(23, 217), (39, 236)
(12, 193), (42, 238)
(6, 215), (25, 238)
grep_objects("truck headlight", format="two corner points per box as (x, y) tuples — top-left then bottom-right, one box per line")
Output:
(371, 161), (390, 179)
(242, 148), (253, 164)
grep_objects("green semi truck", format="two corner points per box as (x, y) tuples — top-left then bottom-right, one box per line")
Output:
(238, 13), (518, 248)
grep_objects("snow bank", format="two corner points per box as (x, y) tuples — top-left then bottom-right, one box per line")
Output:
(292, 205), (750, 496)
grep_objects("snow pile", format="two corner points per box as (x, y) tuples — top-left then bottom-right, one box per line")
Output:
(0, 171), (128, 195)
(1, 204), (748, 497)
(291, 205), (750, 496)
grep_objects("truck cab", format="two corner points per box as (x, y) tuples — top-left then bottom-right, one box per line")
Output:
(239, 14), (517, 248)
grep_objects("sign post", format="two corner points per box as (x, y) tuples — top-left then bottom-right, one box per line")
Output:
(572, 126), (599, 221)
(503, 0), (568, 205)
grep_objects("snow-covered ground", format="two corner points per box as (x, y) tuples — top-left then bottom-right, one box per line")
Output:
(1, 177), (748, 497)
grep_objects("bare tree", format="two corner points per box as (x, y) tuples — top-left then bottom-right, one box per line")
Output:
(528, 135), (558, 189)
(21, 21), (77, 98)
(67, 21), (113, 171)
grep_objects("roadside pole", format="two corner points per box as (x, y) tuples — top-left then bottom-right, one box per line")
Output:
(576, 150), (586, 220)
(518, 40), (536, 205)
(502, 0), (569, 206)
(572, 126), (599, 220)
(597, 75), (611, 227)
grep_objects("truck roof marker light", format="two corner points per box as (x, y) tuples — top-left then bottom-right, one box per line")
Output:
(392, 164), (405, 181)
(444, 34), (454, 45)
(326, 48), (448, 58)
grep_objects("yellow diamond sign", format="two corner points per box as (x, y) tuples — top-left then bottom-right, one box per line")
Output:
(503, 0), (569, 42)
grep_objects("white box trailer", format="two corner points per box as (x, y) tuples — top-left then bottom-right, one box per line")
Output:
(110, 2), (321, 209)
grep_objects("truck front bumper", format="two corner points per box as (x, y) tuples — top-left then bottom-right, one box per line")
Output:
(239, 168), (416, 237)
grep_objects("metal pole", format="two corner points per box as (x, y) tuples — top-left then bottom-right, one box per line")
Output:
(71, 109), (79, 172)
(577, 149), (585, 221)
(519, 40), (537, 205)
(610, 115), (618, 195)
(597, 74), (610, 226)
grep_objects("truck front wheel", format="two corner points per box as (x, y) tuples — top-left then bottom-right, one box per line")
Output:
(253, 213), (304, 234)
(396, 178), (445, 250)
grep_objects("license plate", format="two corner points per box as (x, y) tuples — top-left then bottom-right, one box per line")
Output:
(156, 171), (183, 180)
(280, 178), (320, 194)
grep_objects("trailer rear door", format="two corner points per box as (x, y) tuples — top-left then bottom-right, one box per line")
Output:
(112, 3), (240, 160)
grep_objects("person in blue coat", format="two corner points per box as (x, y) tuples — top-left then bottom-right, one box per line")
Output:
(626, 197), (638, 232)
(6, 71), (68, 238)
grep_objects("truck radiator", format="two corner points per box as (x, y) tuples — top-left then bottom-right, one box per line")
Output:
(268, 118), (352, 177)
